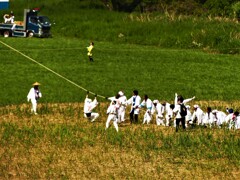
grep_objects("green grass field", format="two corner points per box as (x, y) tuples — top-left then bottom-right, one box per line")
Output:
(1, 36), (240, 179)
(1, 37), (240, 106)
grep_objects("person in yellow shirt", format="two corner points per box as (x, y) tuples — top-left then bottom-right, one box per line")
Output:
(87, 42), (94, 62)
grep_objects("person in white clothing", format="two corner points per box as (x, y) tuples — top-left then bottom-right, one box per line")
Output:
(203, 107), (214, 128)
(233, 111), (240, 130)
(152, 100), (165, 126)
(127, 90), (141, 124)
(225, 108), (234, 123)
(106, 100), (119, 132)
(175, 93), (195, 105)
(212, 109), (227, 128)
(107, 91), (124, 123)
(27, 82), (42, 115)
(83, 92), (99, 122)
(139, 95), (153, 124)
(3, 11), (14, 24)
(173, 95), (187, 132)
(162, 102), (175, 126)
(185, 105), (192, 127)
(108, 93), (121, 107)
(118, 91), (127, 123)
(191, 104), (205, 126)
(226, 108), (235, 129)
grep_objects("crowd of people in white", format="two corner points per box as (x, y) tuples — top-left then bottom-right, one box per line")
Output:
(26, 82), (240, 132)
(83, 90), (240, 132)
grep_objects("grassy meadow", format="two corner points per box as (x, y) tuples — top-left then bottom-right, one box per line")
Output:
(0, 0), (240, 179)
(1, 34), (240, 180)
(1, 37), (240, 106)
(0, 103), (240, 179)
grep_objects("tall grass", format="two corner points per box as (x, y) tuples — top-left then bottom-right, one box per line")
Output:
(2, 0), (240, 54)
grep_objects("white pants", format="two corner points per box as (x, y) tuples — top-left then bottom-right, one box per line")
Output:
(106, 114), (118, 132)
(143, 111), (152, 124)
(235, 118), (240, 130)
(84, 112), (99, 122)
(30, 99), (37, 114)
(156, 115), (165, 126)
(118, 107), (126, 123)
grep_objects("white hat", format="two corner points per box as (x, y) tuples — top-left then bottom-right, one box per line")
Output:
(193, 104), (199, 108)
(153, 100), (159, 104)
(186, 105), (190, 109)
(118, 91), (124, 96)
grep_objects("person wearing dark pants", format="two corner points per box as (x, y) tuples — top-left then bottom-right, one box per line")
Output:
(173, 95), (187, 132)
(127, 90), (141, 124)
(130, 111), (138, 124)
(175, 117), (186, 132)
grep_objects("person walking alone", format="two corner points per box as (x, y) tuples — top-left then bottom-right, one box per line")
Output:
(87, 42), (94, 62)
(27, 82), (42, 115)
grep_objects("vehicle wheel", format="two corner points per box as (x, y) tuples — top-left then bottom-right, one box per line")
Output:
(3, 31), (10, 37)
(27, 32), (34, 38)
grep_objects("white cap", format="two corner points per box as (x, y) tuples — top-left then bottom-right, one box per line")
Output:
(118, 91), (124, 96)
(186, 105), (190, 109)
(153, 100), (159, 104)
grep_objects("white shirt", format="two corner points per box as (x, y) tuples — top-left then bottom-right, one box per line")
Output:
(27, 87), (42, 102)
(213, 111), (227, 125)
(84, 97), (98, 114)
(107, 103), (118, 115)
(152, 103), (164, 117)
(191, 108), (205, 123)
(173, 104), (182, 119)
(127, 95), (141, 114)
(235, 116), (240, 129)
(186, 108), (192, 121)
(165, 103), (173, 118)
(119, 95), (127, 109)
(225, 113), (234, 124)
(203, 112), (214, 124)
(140, 98), (153, 110)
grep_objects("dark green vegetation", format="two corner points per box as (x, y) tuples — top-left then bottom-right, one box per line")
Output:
(1, 0), (240, 54)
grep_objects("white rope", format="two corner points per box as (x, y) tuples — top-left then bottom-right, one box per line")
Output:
(0, 40), (106, 99)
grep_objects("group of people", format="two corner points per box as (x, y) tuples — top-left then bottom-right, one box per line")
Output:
(26, 83), (240, 132)
(83, 90), (240, 132)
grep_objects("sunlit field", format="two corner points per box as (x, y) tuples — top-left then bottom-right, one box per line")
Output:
(0, 102), (240, 179)
(1, 38), (240, 106)
(1, 0), (240, 179)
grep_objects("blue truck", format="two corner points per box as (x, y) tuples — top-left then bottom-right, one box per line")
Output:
(0, 9), (51, 38)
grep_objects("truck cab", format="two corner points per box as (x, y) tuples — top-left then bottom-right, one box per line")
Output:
(25, 9), (51, 37)
(0, 9), (51, 38)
